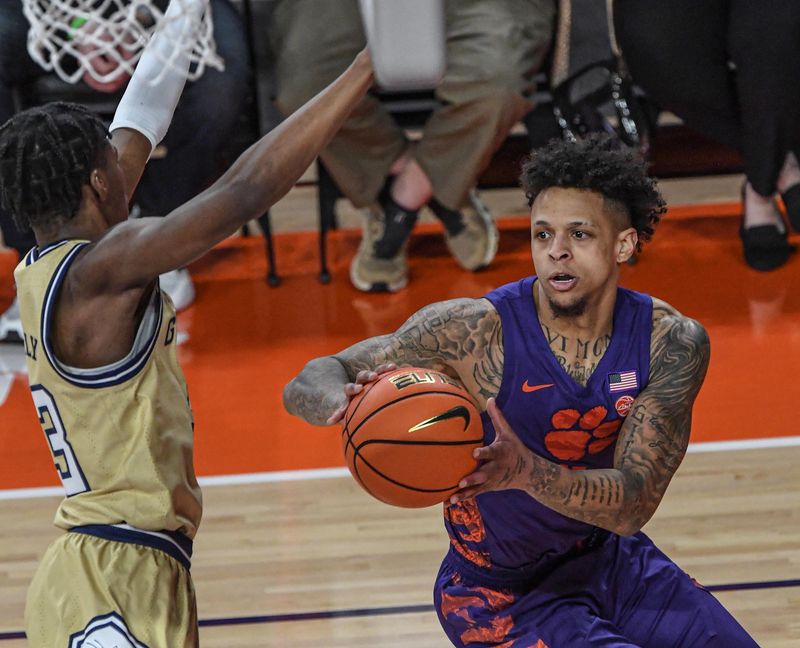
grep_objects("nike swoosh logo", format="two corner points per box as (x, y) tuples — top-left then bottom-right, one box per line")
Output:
(408, 406), (471, 433)
(522, 381), (554, 393)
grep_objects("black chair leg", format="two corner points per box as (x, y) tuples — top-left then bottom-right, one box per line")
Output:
(257, 212), (280, 287)
(316, 160), (341, 284)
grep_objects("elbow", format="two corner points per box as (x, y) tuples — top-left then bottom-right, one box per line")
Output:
(610, 470), (658, 536)
(211, 166), (280, 222)
(613, 518), (644, 537)
(613, 500), (657, 536)
(282, 378), (299, 416)
(230, 176), (278, 220)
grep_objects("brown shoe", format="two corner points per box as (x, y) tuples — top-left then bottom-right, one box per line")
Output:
(349, 207), (409, 292)
(442, 190), (499, 271)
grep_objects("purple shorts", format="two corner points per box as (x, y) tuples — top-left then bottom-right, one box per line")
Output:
(434, 532), (758, 647)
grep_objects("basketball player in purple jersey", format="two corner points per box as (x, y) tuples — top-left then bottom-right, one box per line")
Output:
(284, 135), (758, 647)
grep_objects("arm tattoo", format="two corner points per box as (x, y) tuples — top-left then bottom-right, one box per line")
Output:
(334, 298), (504, 403)
(517, 302), (710, 535)
(284, 299), (505, 424)
(282, 356), (352, 425)
(611, 304), (710, 530)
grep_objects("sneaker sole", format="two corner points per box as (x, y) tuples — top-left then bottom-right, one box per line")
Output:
(349, 257), (408, 293)
(472, 190), (499, 269)
(0, 323), (23, 343)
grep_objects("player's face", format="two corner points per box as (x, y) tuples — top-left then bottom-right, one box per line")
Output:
(530, 187), (637, 317)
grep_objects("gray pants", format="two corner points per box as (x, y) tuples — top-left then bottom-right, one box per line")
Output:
(270, 0), (555, 210)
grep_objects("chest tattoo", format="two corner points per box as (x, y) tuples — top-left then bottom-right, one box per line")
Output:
(542, 324), (611, 386)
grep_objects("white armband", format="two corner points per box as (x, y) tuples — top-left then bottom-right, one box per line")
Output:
(110, 0), (207, 150)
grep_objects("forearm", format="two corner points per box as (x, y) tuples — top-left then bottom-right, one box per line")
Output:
(523, 456), (650, 536)
(283, 357), (352, 426)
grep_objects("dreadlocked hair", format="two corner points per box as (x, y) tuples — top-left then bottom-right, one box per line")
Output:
(0, 102), (110, 233)
(520, 134), (666, 249)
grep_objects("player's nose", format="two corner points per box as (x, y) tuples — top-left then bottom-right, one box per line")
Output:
(548, 233), (571, 261)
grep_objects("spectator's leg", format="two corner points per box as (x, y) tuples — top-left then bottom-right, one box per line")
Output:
(396, 0), (553, 272)
(133, 0), (251, 216)
(614, 0), (793, 267)
(613, 0), (740, 153)
(270, 0), (406, 209)
(413, 0), (555, 212)
(0, 1), (44, 258)
(729, 0), (800, 198)
(0, 1), (45, 335)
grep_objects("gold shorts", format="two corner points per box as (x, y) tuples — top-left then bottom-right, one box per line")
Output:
(25, 526), (198, 647)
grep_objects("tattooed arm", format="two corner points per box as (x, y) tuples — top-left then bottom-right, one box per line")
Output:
(283, 298), (504, 426)
(453, 299), (710, 536)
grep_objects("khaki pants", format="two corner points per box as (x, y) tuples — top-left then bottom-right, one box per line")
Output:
(270, 0), (555, 210)
(25, 532), (198, 648)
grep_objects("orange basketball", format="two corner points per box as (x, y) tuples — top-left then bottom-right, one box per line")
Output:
(342, 367), (483, 508)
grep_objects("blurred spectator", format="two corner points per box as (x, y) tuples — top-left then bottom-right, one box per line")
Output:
(0, 0), (250, 340)
(270, 0), (556, 292)
(614, 0), (800, 271)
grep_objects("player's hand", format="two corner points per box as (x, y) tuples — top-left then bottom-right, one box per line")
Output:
(354, 47), (373, 71)
(325, 362), (397, 425)
(449, 398), (534, 503)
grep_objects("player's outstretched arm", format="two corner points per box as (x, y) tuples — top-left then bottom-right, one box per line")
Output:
(452, 301), (710, 537)
(283, 298), (503, 426)
(77, 50), (373, 294)
(108, 0), (209, 194)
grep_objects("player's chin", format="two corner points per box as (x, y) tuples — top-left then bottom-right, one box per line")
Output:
(545, 290), (589, 318)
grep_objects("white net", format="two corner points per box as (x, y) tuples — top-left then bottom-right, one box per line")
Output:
(22, 0), (224, 86)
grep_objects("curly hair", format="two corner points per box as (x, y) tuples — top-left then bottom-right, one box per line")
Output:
(520, 134), (666, 248)
(0, 102), (110, 233)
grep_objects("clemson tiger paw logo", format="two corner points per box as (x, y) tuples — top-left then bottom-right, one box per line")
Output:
(544, 406), (621, 463)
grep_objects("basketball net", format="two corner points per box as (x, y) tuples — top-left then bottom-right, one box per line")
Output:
(22, 0), (224, 86)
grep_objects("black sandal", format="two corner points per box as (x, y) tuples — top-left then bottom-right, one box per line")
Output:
(740, 186), (793, 271)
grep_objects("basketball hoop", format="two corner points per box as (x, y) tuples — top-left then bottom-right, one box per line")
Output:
(22, 0), (224, 86)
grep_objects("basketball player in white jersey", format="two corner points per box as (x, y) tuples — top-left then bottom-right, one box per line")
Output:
(0, 0), (373, 643)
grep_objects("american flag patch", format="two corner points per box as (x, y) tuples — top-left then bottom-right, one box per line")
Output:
(608, 370), (638, 393)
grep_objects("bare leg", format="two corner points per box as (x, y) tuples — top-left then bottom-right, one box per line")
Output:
(776, 151), (800, 194)
(389, 158), (433, 211)
(743, 183), (784, 231)
(746, 153), (800, 228)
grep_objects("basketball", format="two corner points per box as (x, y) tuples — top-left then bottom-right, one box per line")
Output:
(342, 367), (484, 508)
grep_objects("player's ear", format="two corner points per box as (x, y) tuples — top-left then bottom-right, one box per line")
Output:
(88, 167), (109, 203)
(616, 227), (638, 264)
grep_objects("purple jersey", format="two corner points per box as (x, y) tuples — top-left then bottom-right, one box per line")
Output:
(444, 276), (653, 585)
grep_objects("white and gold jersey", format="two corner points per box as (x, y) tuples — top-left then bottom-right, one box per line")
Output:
(14, 239), (202, 539)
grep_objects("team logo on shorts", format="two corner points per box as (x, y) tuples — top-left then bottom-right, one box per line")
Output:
(69, 612), (149, 648)
(615, 395), (635, 417)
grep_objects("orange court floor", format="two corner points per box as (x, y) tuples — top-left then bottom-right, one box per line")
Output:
(1, 202), (799, 491)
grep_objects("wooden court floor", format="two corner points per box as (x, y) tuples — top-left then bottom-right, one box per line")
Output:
(1, 202), (799, 646)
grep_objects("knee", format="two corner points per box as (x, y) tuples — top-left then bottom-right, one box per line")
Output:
(438, 80), (530, 122)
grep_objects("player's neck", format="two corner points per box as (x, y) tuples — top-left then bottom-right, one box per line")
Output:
(33, 208), (114, 247)
(533, 281), (617, 340)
